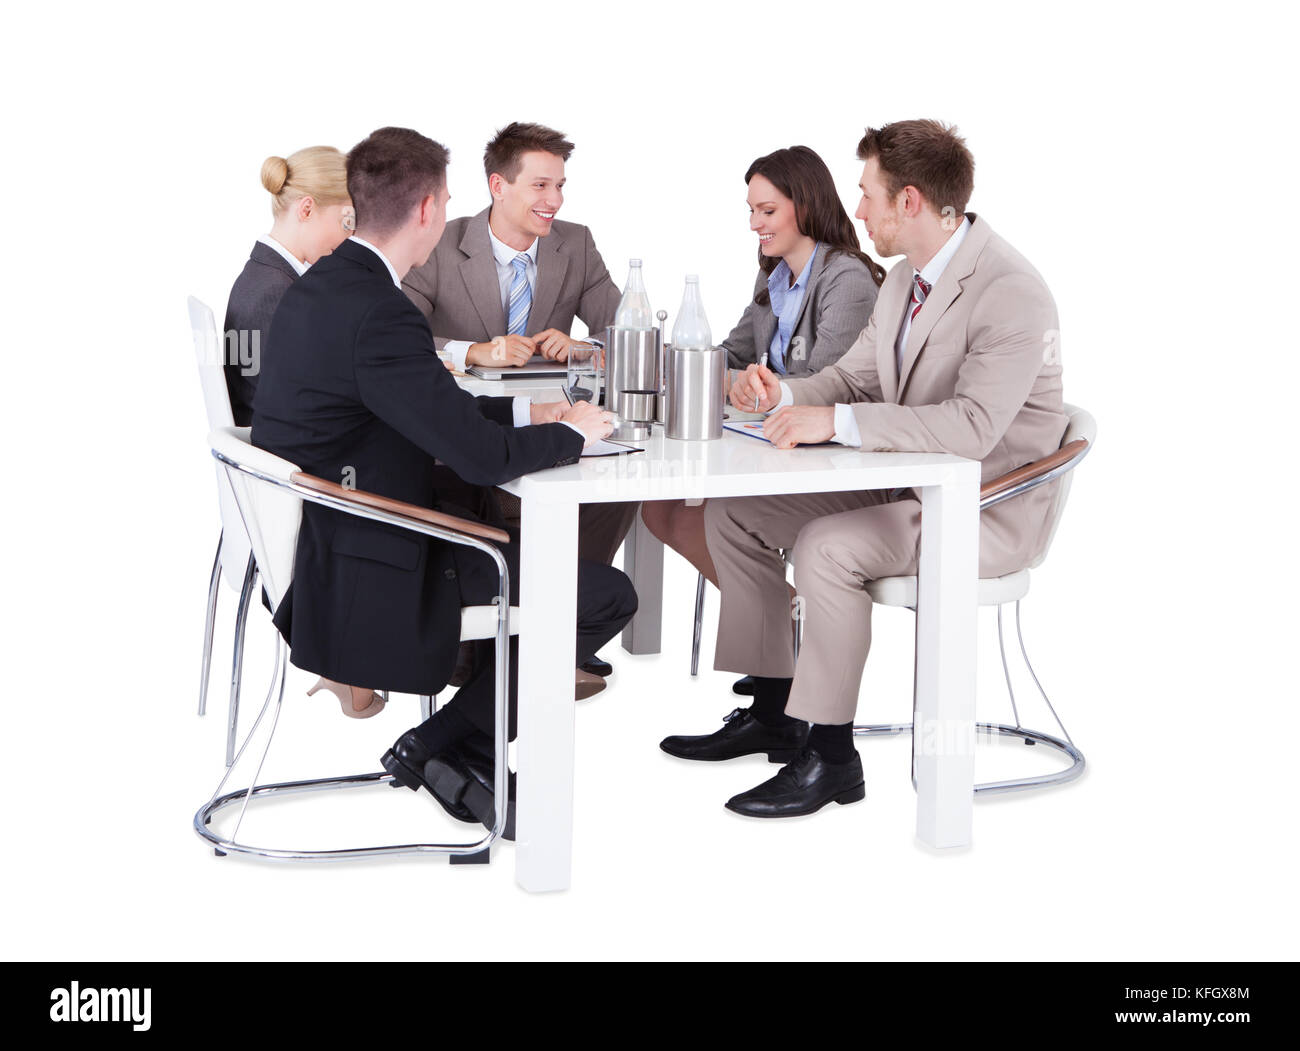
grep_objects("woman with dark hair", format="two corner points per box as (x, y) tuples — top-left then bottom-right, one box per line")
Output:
(641, 146), (883, 592)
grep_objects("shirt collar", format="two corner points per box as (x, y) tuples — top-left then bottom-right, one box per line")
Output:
(487, 219), (538, 269)
(348, 236), (402, 287)
(915, 217), (970, 289)
(257, 234), (309, 277)
(766, 243), (819, 303)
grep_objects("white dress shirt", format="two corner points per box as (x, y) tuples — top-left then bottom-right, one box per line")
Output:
(773, 218), (972, 447)
(257, 234), (309, 277)
(443, 223), (541, 372)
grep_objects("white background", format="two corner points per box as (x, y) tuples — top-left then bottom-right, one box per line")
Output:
(3, 0), (1297, 961)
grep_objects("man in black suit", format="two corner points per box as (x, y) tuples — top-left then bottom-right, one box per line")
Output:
(252, 126), (637, 838)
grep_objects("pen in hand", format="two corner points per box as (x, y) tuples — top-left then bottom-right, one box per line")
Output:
(754, 352), (769, 412)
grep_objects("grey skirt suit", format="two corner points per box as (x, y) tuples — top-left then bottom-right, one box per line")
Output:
(720, 245), (879, 377)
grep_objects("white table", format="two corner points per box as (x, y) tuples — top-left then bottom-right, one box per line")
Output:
(469, 377), (981, 892)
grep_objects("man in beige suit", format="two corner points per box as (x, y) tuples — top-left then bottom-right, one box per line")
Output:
(403, 122), (638, 679)
(660, 120), (1067, 818)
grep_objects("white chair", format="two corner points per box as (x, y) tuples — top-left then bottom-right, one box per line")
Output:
(690, 405), (1094, 792)
(194, 427), (520, 863)
(854, 405), (1095, 793)
(189, 296), (258, 765)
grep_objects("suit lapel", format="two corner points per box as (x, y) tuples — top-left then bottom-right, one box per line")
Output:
(458, 208), (507, 335)
(874, 262), (911, 403)
(896, 217), (989, 400)
(531, 227), (569, 331)
(785, 244), (827, 336)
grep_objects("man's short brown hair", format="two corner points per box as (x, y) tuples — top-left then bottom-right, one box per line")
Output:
(483, 122), (574, 184)
(347, 127), (450, 236)
(857, 120), (975, 216)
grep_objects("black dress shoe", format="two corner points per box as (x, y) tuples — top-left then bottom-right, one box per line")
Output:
(454, 736), (516, 842)
(725, 747), (865, 818)
(580, 656), (613, 677)
(660, 707), (808, 763)
(732, 675), (755, 696)
(381, 731), (478, 824)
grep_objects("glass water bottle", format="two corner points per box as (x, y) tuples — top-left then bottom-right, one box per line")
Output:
(672, 274), (711, 349)
(614, 258), (654, 329)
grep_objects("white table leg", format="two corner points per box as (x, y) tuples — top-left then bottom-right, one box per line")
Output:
(621, 513), (664, 654)
(515, 496), (579, 892)
(913, 463), (980, 848)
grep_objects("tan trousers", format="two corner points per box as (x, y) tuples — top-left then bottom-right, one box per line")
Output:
(704, 490), (921, 725)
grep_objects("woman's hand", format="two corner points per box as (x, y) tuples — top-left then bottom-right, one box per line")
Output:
(729, 363), (781, 413)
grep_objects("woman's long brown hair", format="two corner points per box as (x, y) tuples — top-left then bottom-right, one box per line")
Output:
(746, 145), (886, 305)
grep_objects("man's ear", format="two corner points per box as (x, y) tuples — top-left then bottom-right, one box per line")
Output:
(419, 194), (436, 227)
(901, 186), (924, 219)
(488, 172), (505, 200)
(296, 195), (316, 222)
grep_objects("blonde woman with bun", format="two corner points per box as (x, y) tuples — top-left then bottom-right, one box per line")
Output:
(223, 146), (353, 427)
(224, 146), (377, 718)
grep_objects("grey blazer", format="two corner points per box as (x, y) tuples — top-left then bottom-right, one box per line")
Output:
(402, 206), (622, 350)
(720, 245), (879, 378)
(223, 241), (298, 426)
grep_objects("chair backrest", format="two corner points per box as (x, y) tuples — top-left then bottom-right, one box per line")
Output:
(190, 296), (254, 590)
(1030, 403), (1096, 568)
(189, 296), (235, 430)
(209, 427), (303, 611)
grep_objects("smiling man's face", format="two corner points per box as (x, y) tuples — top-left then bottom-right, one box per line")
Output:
(491, 150), (566, 245)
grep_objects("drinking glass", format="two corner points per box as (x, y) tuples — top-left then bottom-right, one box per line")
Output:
(565, 341), (604, 404)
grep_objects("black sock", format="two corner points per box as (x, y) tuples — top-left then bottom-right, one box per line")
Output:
(808, 722), (856, 764)
(413, 705), (476, 755)
(750, 676), (797, 727)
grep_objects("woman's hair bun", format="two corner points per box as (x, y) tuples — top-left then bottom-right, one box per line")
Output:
(260, 155), (290, 196)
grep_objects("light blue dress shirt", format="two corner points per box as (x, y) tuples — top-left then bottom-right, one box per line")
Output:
(764, 244), (819, 375)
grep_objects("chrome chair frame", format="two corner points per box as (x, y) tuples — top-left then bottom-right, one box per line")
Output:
(194, 438), (511, 863)
(190, 296), (260, 767)
(860, 428), (1093, 796)
(688, 411), (1093, 795)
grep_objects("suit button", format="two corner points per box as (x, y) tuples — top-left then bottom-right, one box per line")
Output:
(444, 568), (457, 580)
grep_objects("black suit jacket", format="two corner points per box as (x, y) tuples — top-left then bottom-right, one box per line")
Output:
(251, 238), (583, 693)
(223, 240), (299, 426)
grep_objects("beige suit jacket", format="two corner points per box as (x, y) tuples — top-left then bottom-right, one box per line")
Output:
(402, 206), (622, 352)
(786, 215), (1067, 577)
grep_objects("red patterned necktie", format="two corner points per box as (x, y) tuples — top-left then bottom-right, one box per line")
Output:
(910, 274), (931, 322)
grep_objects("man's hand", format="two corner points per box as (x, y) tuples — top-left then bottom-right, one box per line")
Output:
(561, 400), (615, 448)
(729, 363), (781, 413)
(763, 405), (836, 449)
(532, 328), (574, 361)
(466, 335), (536, 367)
(529, 398), (568, 425)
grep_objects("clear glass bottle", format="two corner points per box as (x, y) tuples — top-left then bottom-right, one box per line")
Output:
(614, 258), (654, 329)
(672, 274), (711, 349)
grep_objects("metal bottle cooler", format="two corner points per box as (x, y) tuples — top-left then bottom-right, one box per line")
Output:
(604, 325), (663, 441)
(665, 345), (725, 440)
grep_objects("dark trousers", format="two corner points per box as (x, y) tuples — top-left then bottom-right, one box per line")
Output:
(436, 524), (638, 741)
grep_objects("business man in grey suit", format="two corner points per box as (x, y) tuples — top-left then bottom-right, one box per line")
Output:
(661, 120), (1068, 818)
(403, 122), (637, 678)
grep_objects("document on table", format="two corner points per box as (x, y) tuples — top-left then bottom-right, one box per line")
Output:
(582, 439), (644, 457)
(722, 420), (771, 443)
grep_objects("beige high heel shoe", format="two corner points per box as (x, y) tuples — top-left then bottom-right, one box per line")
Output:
(307, 678), (386, 719)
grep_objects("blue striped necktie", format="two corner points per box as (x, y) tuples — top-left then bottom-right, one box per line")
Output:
(507, 254), (532, 336)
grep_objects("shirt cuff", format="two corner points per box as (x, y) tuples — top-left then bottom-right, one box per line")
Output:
(832, 404), (862, 447)
(446, 340), (473, 373)
(776, 382), (794, 409)
(512, 396), (532, 428)
(560, 421), (587, 443)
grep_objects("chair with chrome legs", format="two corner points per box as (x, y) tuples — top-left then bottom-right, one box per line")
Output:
(194, 426), (517, 864)
(189, 296), (261, 766)
(849, 403), (1096, 794)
